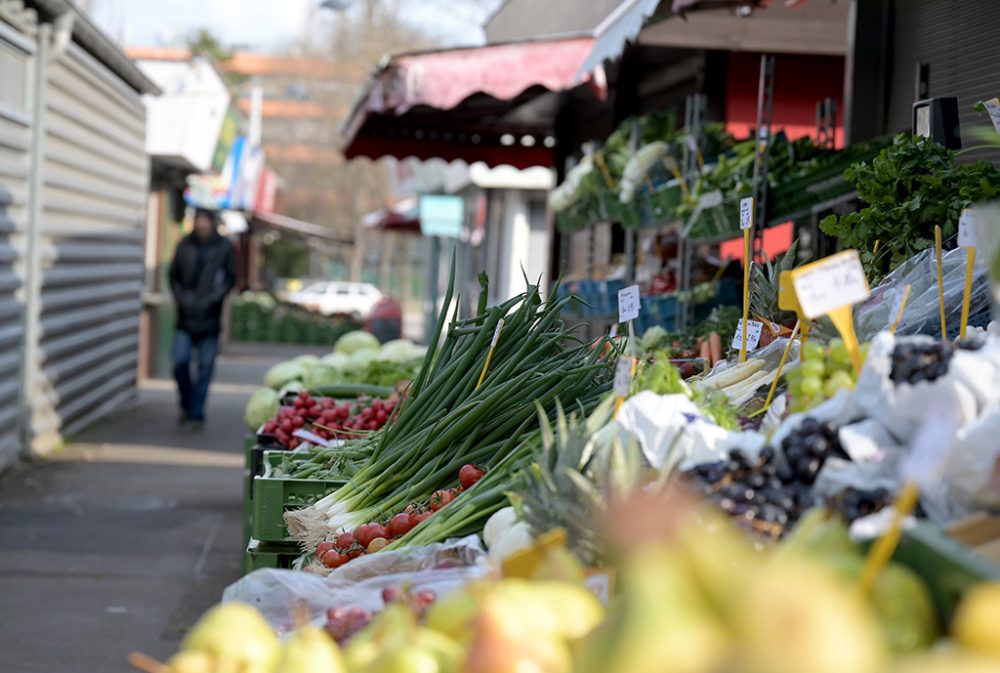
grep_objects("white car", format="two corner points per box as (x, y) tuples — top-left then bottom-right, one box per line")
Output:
(287, 281), (384, 319)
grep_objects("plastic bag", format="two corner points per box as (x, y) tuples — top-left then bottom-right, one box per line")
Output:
(614, 391), (732, 471)
(222, 536), (489, 635)
(854, 244), (991, 341)
(853, 332), (981, 444)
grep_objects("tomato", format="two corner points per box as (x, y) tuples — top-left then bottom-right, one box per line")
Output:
(368, 523), (388, 541)
(321, 549), (341, 568)
(429, 489), (455, 511)
(335, 531), (355, 549)
(367, 537), (389, 553)
(458, 464), (485, 490)
(317, 541), (336, 558)
(347, 549), (364, 559)
(387, 513), (413, 538)
(414, 511), (433, 524)
(354, 524), (375, 549)
(403, 504), (416, 515)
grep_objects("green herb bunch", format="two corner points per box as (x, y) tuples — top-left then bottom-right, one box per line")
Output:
(820, 133), (1000, 282)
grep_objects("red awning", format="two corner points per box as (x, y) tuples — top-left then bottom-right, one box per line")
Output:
(343, 37), (604, 169)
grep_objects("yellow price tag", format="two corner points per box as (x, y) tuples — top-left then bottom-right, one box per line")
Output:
(934, 225), (947, 339)
(779, 271), (811, 359)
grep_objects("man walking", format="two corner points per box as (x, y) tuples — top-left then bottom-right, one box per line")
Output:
(169, 208), (236, 426)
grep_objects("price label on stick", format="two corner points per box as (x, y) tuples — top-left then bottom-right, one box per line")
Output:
(685, 135), (698, 152)
(731, 320), (764, 352)
(739, 197), (754, 230)
(790, 250), (871, 319)
(614, 357), (633, 398)
(617, 284), (641, 323)
(609, 323), (618, 339)
(958, 209), (977, 248)
(985, 98), (1000, 133)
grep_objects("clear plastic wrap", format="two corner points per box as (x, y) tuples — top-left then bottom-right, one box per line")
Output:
(222, 536), (489, 635)
(854, 244), (990, 340)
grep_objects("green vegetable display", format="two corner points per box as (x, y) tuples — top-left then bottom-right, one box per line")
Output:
(820, 133), (1000, 281)
(244, 388), (280, 430)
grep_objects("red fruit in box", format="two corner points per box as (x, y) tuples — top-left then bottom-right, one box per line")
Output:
(335, 531), (355, 549)
(317, 541), (335, 558)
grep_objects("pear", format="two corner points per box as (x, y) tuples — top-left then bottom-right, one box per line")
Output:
(412, 628), (464, 673)
(463, 591), (572, 673)
(425, 583), (485, 643)
(181, 602), (279, 673)
(275, 624), (346, 673)
(953, 582), (1000, 655)
(576, 545), (730, 673)
(346, 604), (416, 671)
(491, 579), (603, 640)
(890, 650), (1000, 673)
(777, 508), (859, 560)
(735, 556), (887, 673)
(822, 555), (939, 652)
(166, 651), (214, 673)
(366, 644), (440, 673)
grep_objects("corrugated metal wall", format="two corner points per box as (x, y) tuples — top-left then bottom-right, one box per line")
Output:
(0, 15), (33, 465)
(886, 0), (1000, 151)
(31, 41), (147, 451)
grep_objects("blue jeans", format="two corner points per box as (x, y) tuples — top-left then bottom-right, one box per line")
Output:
(172, 330), (219, 420)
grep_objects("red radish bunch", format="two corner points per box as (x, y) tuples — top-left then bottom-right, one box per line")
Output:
(260, 391), (398, 449)
(324, 606), (374, 643)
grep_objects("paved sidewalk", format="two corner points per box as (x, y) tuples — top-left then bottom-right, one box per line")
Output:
(0, 344), (313, 673)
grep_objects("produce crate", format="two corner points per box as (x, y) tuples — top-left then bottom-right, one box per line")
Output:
(245, 537), (302, 573)
(893, 518), (1000, 624)
(251, 451), (346, 543)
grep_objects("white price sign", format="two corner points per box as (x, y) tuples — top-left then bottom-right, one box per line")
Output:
(614, 357), (633, 398)
(617, 284), (641, 323)
(985, 98), (1000, 133)
(739, 197), (754, 230)
(767, 321), (782, 336)
(731, 319), (764, 352)
(958, 209), (977, 248)
(791, 249), (871, 319)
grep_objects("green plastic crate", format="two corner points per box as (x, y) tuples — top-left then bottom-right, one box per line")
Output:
(251, 451), (345, 543)
(245, 537), (302, 573)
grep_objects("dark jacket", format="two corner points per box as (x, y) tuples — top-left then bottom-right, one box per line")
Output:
(169, 231), (236, 337)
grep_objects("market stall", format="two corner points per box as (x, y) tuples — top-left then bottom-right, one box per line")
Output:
(133, 161), (1000, 673)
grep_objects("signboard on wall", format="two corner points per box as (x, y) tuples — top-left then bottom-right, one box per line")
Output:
(419, 195), (464, 237)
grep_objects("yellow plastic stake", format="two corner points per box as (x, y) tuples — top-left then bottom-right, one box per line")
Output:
(960, 247), (977, 338)
(935, 225), (946, 339)
(889, 284), (912, 335)
(751, 320), (801, 417)
(778, 271), (809, 360)
(858, 482), (920, 597)
(829, 306), (864, 375)
(502, 527), (568, 579)
(475, 318), (504, 390)
(873, 239), (880, 256)
(739, 197), (754, 362)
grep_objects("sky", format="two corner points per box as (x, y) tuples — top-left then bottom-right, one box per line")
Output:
(86, 0), (499, 52)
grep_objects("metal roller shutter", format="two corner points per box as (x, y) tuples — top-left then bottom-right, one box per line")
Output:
(31, 41), (148, 452)
(886, 0), (1000, 160)
(0, 14), (34, 466)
